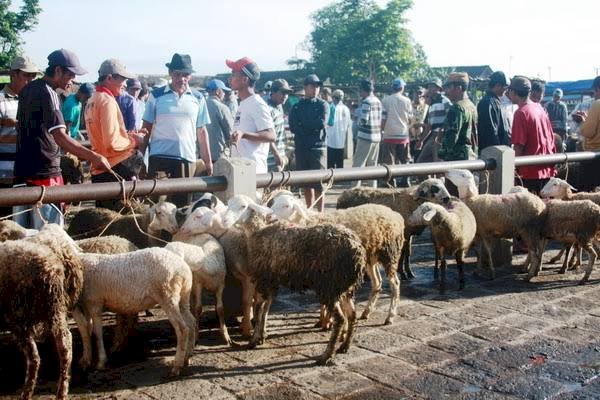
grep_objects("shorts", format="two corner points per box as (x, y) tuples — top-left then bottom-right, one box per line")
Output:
(294, 147), (326, 189)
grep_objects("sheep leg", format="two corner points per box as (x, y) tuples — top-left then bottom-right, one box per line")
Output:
(548, 247), (566, 264)
(398, 241), (408, 280)
(111, 314), (138, 354)
(72, 307), (93, 370)
(385, 264), (401, 325)
(403, 236), (416, 279)
(337, 294), (357, 353)
(439, 253), (447, 294)
(579, 242), (597, 284)
(90, 307), (108, 370)
(192, 284), (202, 332)
(51, 317), (72, 400)
(248, 293), (272, 348)
(317, 301), (344, 366)
(456, 251), (465, 290)
(240, 279), (255, 338)
(178, 287), (196, 364)
(434, 246), (439, 280)
(526, 239), (544, 281)
(215, 285), (232, 345)
(360, 263), (381, 320)
(316, 304), (332, 330)
(19, 335), (40, 400)
(559, 244), (573, 274)
(569, 245), (582, 270)
(482, 238), (495, 280)
(160, 299), (190, 377)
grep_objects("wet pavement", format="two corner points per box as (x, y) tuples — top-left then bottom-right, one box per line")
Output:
(1, 186), (600, 399)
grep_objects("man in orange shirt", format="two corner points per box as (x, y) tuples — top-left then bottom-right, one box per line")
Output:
(84, 59), (145, 209)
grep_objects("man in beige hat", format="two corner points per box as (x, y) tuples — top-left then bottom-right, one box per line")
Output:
(85, 59), (145, 209)
(0, 56), (39, 200)
(438, 72), (477, 162)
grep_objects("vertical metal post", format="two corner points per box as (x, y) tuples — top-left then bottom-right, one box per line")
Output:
(480, 145), (516, 269)
(214, 158), (257, 202)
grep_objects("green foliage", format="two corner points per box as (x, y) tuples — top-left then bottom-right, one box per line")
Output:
(308, 0), (428, 84)
(0, 0), (42, 70)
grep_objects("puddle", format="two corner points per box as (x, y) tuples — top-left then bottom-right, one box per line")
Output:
(462, 385), (482, 393)
(562, 382), (583, 393)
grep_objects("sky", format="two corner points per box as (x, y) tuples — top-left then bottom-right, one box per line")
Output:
(15, 0), (600, 83)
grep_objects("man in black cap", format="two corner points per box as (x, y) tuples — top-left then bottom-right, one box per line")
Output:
(13, 49), (111, 228)
(289, 74), (329, 211)
(417, 78), (452, 163)
(141, 53), (213, 206)
(267, 79), (293, 172)
(353, 78), (382, 187)
(477, 71), (511, 152)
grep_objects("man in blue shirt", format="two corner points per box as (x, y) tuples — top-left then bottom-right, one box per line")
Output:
(141, 53), (212, 206)
(62, 82), (94, 140)
(116, 85), (137, 131)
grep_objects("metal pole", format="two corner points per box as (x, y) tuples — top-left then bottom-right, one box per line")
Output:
(514, 151), (600, 167)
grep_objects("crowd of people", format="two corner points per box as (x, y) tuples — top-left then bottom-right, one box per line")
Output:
(2, 48), (600, 229)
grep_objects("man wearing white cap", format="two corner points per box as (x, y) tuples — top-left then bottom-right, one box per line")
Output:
(545, 88), (568, 139)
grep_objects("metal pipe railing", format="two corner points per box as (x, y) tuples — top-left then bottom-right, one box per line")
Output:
(515, 151), (600, 167)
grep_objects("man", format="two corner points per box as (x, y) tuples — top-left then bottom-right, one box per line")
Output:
(142, 53), (213, 207)
(477, 71), (511, 152)
(14, 49), (110, 228)
(352, 79), (382, 188)
(224, 89), (238, 117)
(0, 55), (38, 216)
(530, 80), (545, 104)
(205, 79), (234, 163)
(227, 57), (275, 176)
(545, 88), (569, 139)
(508, 75), (555, 194)
(574, 76), (600, 191)
(326, 89), (351, 169)
(568, 96), (593, 152)
(380, 78), (412, 187)
(62, 82), (94, 140)
(289, 74), (328, 210)
(116, 79), (138, 131)
(438, 73), (477, 162)
(267, 79), (293, 172)
(417, 78), (452, 163)
(84, 59), (145, 210)
(125, 78), (144, 130)
(409, 87), (428, 161)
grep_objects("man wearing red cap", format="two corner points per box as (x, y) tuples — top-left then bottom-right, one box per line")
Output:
(226, 57), (275, 174)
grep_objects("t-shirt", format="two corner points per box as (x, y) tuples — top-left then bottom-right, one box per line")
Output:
(143, 85), (211, 163)
(326, 102), (351, 149)
(381, 92), (412, 143)
(267, 99), (286, 170)
(0, 86), (19, 184)
(116, 92), (137, 131)
(230, 94), (274, 174)
(206, 95), (234, 162)
(14, 79), (65, 180)
(511, 101), (556, 179)
(62, 94), (82, 139)
(580, 99), (600, 151)
(84, 89), (136, 175)
(357, 94), (382, 143)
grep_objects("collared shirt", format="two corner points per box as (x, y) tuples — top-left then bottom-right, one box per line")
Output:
(580, 99), (600, 151)
(0, 85), (19, 184)
(381, 92), (412, 143)
(439, 98), (478, 161)
(409, 102), (428, 141)
(477, 90), (511, 152)
(116, 92), (137, 131)
(84, 87), (136, 175)
(357, 94), (382, 143)
(62, 94), (82, 139)
(289, 97), (329, 149)
(326, 102), (351, 149)
(134, 98), (145, 130)
(545, 100), (568, 133)
(230, 94), (274, 174)
(206, 95), (234, 162)
(143, 84), (211, 163)
(427, 94), (452, 130)
(14, 78), (66, 180)
(512, 100), (556, 179)
(267, 99), (286, 170)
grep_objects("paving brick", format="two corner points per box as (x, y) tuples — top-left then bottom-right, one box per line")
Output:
(292, 368), (376, 399)
(336, 384), (417, 400)
(488, 371), (565, 400)
(388, 343), (456, 368)
(237, 382), (324, 400)
(427, 332), (488, 356)
(354, 328), (417, 354)
(389, 370), (467, 400)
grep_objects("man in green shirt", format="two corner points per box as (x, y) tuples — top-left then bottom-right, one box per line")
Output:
(438, 72), (477, 162)
(62, 82), (94, 140)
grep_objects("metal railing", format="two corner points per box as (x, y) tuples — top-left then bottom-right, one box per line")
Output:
(0, 150), (598, 207)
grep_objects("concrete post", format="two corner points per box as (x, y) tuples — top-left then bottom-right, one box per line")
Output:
(480, 145), (516, 268)
(214, 157), (257, 203)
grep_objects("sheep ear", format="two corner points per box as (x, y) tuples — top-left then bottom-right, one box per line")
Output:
(440, 176), (445, 184)
(211, 195), (218, 209)
(248, 202), (273, 216)
(567, 183), (577, 192)
(423, 209), (437, 222)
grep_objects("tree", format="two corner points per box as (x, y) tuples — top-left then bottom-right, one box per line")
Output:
(0, 0), (42, 70)
(308, 0), (428, 84)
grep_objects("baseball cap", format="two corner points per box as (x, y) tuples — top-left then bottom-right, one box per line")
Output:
(78, 82), (95, 96)
(304, 74), (322, 86)
(358, 78), (373, 92)
(392, 78), (406, 90)
(126, 78), (142, 89)
(226, 57), (261, 81)
(426, 78), (443, 90)
(10, 55), (39, 73)
(553, 88), (563, 97)
(47, 48), (87, 75)
(98, 59), (135, 79)
(444, 72), (469, 87)
(508, 75), (532, 92)
(489, 71), (508, 87)
(271, 79), (293, 94)
(206, 79), (231, 92)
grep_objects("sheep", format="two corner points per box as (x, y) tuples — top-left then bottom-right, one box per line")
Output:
(268, 192), (404, 324)
(408, 201), (477, 293)
(76, 235), (138, 254)
(445, 169), (547, 280)
(60, 153), (84, 185)
(0, 225), (84, 400)
(66, 200), (178, 248)
(176, 192), (228, 227)
(164, 239), (232, 345)
(0, 219), (38, 241)
(42, 225), (196, 377)
(336, 178), (451, 280)
(220, 196), (367, 366)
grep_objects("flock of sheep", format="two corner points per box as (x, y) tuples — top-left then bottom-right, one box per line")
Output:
(1, 170), (599, 400)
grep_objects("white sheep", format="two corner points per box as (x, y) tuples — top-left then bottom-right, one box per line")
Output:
(408, 201), (477, 293)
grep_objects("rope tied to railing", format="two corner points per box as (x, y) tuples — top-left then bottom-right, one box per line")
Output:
(308, 168), (335, 210)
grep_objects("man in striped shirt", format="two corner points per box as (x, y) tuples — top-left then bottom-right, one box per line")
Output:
(352, 79), (382, 187)
(417, 78), (452, 163)
(267, 79), (292, 172)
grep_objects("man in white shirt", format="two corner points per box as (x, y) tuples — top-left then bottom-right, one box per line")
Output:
(326, 89), (351, 169)
(227, 57), (275, 174)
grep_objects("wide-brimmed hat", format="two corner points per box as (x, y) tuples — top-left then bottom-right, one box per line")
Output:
(271, 79), (293, 94)
(508, 75), (532, 92)
(426, 78), (443, 90)
(10, 56), (39, 73)
(166, 53), (195, 74)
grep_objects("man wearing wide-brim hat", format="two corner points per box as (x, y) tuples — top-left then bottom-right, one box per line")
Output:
(438, 72), (478, 163)
(416, 77), (451, 163)
(141, 53), (213, 207)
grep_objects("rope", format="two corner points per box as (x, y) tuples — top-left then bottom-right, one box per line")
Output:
(33, 186), (48, 225)
(308, 169), (335, 210)
(381, 163), (394, 188)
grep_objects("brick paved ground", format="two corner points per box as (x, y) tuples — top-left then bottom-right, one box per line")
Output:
(1, 186), (600, 399)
